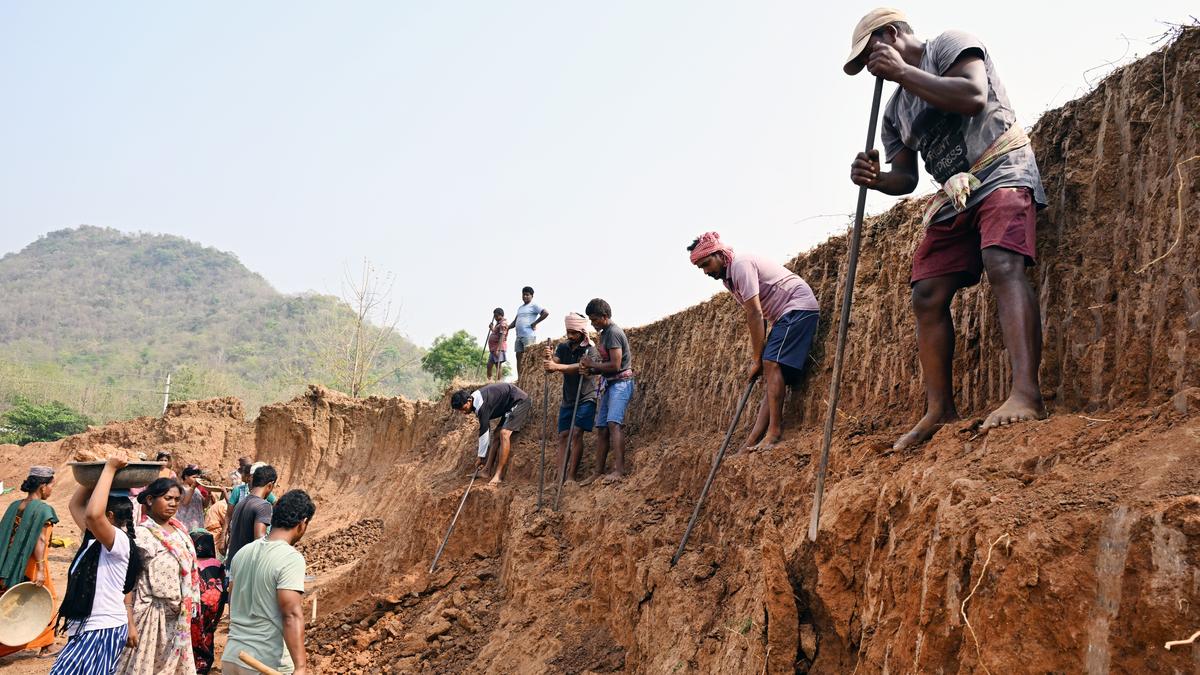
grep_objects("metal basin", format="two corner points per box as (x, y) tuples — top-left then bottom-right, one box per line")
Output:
(0, 582), (52, 646)
(68, 461), (166, 489)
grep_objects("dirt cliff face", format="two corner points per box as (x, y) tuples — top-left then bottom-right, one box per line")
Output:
(307, 29), (1198, 674)
(296, 29), (1200, 674)
(11, 28), (1199, 675)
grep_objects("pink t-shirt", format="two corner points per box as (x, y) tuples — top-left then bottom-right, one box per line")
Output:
(723, 253), (818, 323)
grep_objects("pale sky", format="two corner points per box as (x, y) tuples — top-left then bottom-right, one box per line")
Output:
(1, 2), (1193, 348)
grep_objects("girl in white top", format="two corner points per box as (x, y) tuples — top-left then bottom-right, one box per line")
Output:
(52, 458), (144, 675)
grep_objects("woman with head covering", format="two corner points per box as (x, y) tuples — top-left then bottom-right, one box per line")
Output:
(0, 465), (59, 658)
(51, 457), (145, 675)
(114, 478), (199, 675)
(154, 452), (177, 480)
(187, 530), (226, 675)
(175, 466), (209, 532)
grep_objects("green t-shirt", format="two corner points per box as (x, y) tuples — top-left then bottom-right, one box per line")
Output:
(224, 539), (306, 673)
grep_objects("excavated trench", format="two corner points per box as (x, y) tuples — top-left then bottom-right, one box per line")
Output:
(2, 27), (1198, 675)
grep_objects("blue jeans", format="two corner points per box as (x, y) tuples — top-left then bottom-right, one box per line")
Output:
(595, 379), (634, 426)
(557, 400), (597, 432)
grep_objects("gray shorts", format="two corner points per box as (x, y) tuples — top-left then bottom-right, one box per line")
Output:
(502, 398), (533, 433)
(514, 335), (535, 353)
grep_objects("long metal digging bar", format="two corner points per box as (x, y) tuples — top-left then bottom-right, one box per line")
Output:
(671, 378), (757, 566)
(537, 370), (550, 511)
(807, 75), (885, 543)
(429, 464), (480, 573)
(552, 380), (584, 511)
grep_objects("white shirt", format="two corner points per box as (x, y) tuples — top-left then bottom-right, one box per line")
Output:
(69, 532), (131, 634)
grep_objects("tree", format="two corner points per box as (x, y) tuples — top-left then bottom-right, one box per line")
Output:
(283, 259), (415, 398)
(168, 365), (237, 404)
(0, 397), (92, 445)
(421, 331), (488, 383)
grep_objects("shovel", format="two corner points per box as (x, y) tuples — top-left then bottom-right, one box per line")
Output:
(429, 464), (480, 573)
(671, 378), (757, 566)
(807, 75), (884, 542)
(537, 370), (550, 511)
(553, 381), (584, 511)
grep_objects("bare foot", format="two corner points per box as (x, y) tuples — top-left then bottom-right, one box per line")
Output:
(486, 476), (503, 488)
(600, 472), (624, 485)
(755, 433), (782, 451)
(579, 475), (598, 487)
(981, 395), (1047, 431)
(893, 411), (959, 450)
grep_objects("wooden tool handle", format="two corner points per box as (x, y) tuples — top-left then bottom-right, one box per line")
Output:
(238, 650), (282, 675)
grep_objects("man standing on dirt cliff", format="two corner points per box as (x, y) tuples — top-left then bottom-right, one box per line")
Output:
(846, 8), (1047, 449)
(512, 286), (549, 379)
(543, 313), (600, 482)
(689, 232), (820, 451)
(451, 382), (532, 487)
(579, 298), (634, 483)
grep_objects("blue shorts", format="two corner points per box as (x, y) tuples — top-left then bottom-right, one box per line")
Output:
(595, 379), (635, 427)
(763, 309), (818, 385)
(557, 399), (597, 433)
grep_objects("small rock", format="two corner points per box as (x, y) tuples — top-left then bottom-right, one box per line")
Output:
(355, 653), (371, 667)
(353, 630), (375, 649)
(799, 623), (818, 659)
(422, 619), (452, 641)
(457, 614), (478, 633)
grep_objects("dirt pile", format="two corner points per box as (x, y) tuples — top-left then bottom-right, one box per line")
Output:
(0, 396), (253, 491)
(6, 27), (1199, 675)
(298, 518), (384, 576)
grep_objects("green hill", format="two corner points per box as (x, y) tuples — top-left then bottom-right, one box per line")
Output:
(0, 226), (436, 422)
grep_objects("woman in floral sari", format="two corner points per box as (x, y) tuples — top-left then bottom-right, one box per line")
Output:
(115, 478), (199, 675)
(0, 466), (58, 659)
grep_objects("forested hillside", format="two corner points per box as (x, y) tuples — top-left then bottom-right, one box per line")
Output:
(0, 226), (435, 422)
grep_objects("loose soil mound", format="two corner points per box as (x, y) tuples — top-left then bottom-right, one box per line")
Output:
(298, 518), (384, 576)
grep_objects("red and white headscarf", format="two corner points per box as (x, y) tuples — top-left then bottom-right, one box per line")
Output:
(689, 231), (734, 267)
(564, 313), (591, 345)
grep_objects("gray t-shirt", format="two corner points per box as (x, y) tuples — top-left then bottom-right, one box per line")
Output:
(598, 323), (633, 381)
(881, 30), (1047, 223)
(554, 341), (600, 405)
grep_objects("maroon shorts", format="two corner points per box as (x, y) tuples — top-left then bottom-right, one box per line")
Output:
(910, 186), (1037, 286)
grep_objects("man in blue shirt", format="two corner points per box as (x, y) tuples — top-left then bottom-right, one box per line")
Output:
(512, 286), (549, 378)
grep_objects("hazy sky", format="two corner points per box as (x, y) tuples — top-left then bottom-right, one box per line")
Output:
(2, 2), (1193, 348)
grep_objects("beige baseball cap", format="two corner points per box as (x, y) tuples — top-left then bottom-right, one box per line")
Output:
(843, 7), (907, 75)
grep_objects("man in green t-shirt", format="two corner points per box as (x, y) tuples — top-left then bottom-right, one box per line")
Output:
(222, 490), (315, 675)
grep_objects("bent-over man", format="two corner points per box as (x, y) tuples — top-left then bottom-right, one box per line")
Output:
(451, 382), (532, 486)
(690, 232), (819, 450)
